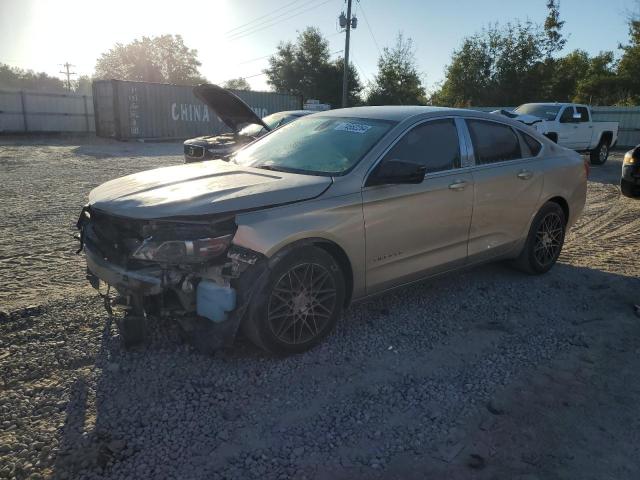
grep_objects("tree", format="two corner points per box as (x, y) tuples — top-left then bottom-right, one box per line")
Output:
(431, 22), (546, 106)
(95, 34), (206, 85)
(223, 77), (251, 90)
(264, 27), (362, 106)
(366, 33), (426, 105)
(74, 75), (93, 95)
(0, 63), (66, 92)
(543, 0), (567, 57)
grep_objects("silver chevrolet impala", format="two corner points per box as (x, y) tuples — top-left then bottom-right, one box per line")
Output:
(77, 106), (587, 354)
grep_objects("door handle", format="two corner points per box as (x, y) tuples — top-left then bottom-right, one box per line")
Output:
(517, 170), (533, 180)
(448, 180), (468, 191)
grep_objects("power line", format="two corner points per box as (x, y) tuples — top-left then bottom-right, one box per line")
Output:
(241, 50), (344, 78)
(227, 0), (334, 41)
(357, 0), (381, 56)
(225, 0), (306, 35)
(228, 0), (318, 39)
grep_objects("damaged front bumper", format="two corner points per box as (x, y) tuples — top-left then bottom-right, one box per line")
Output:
(77, 208), (267, 350)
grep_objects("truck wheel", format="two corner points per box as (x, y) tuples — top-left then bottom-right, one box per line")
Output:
(242, 246), (345, 355)
(590, 140), (609, 165)
(513, 202), (566, 275)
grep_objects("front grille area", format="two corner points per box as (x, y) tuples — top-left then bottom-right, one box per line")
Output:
(84, 208), (238, 268)
(184, 144), (205, 158)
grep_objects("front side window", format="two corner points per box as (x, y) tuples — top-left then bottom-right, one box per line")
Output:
(576, 106), (590, 122)
(378, 119), (461, 174)
(467, 119), (521, 165)
(233, 116), (396, 176)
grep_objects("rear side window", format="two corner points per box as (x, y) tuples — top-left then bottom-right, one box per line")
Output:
(517, 130), (542, 157)
(382, 119), (461, 173)
(466, 120), (521, 164)
(576, 106), (590, 122)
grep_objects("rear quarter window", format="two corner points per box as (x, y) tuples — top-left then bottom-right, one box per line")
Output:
(518, 130), (543, 157)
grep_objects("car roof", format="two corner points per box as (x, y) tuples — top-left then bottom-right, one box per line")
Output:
(309, 105), (509, 122)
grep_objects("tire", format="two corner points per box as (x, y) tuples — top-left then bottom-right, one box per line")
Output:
(621, 178), (640, 198)
(242, 246), (345, 355)
(590, 139), (610, 165)
(514, 202), (566, 275)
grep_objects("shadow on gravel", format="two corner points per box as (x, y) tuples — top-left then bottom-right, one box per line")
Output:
(49, 261), (639, 479)
(73, 144), (183, 159)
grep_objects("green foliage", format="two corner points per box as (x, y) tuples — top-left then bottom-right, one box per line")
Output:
(95, 34), (206, 85)
(0, 63), (66, 92)
(223, 77), (251, 90)
(432, 2), (640, 107)
(366, 33), (426, 105)
(264, 27), (362, 107)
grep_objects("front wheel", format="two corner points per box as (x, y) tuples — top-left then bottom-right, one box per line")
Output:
(590, 140), (609, 165)
(513, 202), (566, 275)
(242, 246), (345, 354)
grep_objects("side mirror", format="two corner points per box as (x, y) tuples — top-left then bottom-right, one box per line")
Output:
(367, 159), (426, 186)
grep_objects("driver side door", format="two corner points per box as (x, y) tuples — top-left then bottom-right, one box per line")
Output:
(556, 106), (579, 149)
(362, 118), (474, 295)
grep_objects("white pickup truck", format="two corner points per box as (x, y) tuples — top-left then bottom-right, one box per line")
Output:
(494, 103), (618, 165)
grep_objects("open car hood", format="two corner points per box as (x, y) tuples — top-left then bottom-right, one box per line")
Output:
(88, 161), (332, 220)
(193, 84), (268, 132)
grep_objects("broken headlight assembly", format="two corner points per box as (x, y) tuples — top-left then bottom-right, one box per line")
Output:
(131, 234), (234, 264)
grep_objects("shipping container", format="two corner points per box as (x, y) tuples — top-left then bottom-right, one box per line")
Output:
(0, 88), (94, 133)
(92, 80), (302, 140)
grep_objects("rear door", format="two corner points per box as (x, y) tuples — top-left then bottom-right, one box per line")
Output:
(463, 118), (544, 262)
(362, 118), (474, 294)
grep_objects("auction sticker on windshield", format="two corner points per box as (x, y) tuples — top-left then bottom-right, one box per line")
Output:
(334, 122), (373, 134)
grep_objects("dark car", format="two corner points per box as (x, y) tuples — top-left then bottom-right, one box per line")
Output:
(183, 84), (312, 163)
(622, 145), (640, 198)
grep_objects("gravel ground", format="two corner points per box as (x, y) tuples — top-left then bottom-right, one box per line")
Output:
(1, 137), (639, 480)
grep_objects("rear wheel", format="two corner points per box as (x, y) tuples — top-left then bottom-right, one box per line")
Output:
(514, 202), (566, 275)
(242, 246), (345, 354)
(590, 139), (609, 165)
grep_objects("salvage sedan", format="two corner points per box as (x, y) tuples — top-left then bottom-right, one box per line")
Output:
(77, 106), (587, 354)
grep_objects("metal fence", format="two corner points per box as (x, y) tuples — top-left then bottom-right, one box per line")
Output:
(0, 89), (94, 133)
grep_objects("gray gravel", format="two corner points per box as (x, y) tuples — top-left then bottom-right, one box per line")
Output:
(1, 138), (639, 479)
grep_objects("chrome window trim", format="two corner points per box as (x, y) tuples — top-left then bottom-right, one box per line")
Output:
(362, 116), (468, 188)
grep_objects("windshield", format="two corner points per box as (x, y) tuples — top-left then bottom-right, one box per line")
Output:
(233, 116), (396, 176)
(238, 112), (292, 137)
(514, 104), (561, 121)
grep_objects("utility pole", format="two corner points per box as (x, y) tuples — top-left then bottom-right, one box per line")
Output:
(339, 0), (357, 108)
(59, 62), (76, 91)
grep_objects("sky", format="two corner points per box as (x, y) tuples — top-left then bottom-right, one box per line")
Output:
(0, 0), (637, 94)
